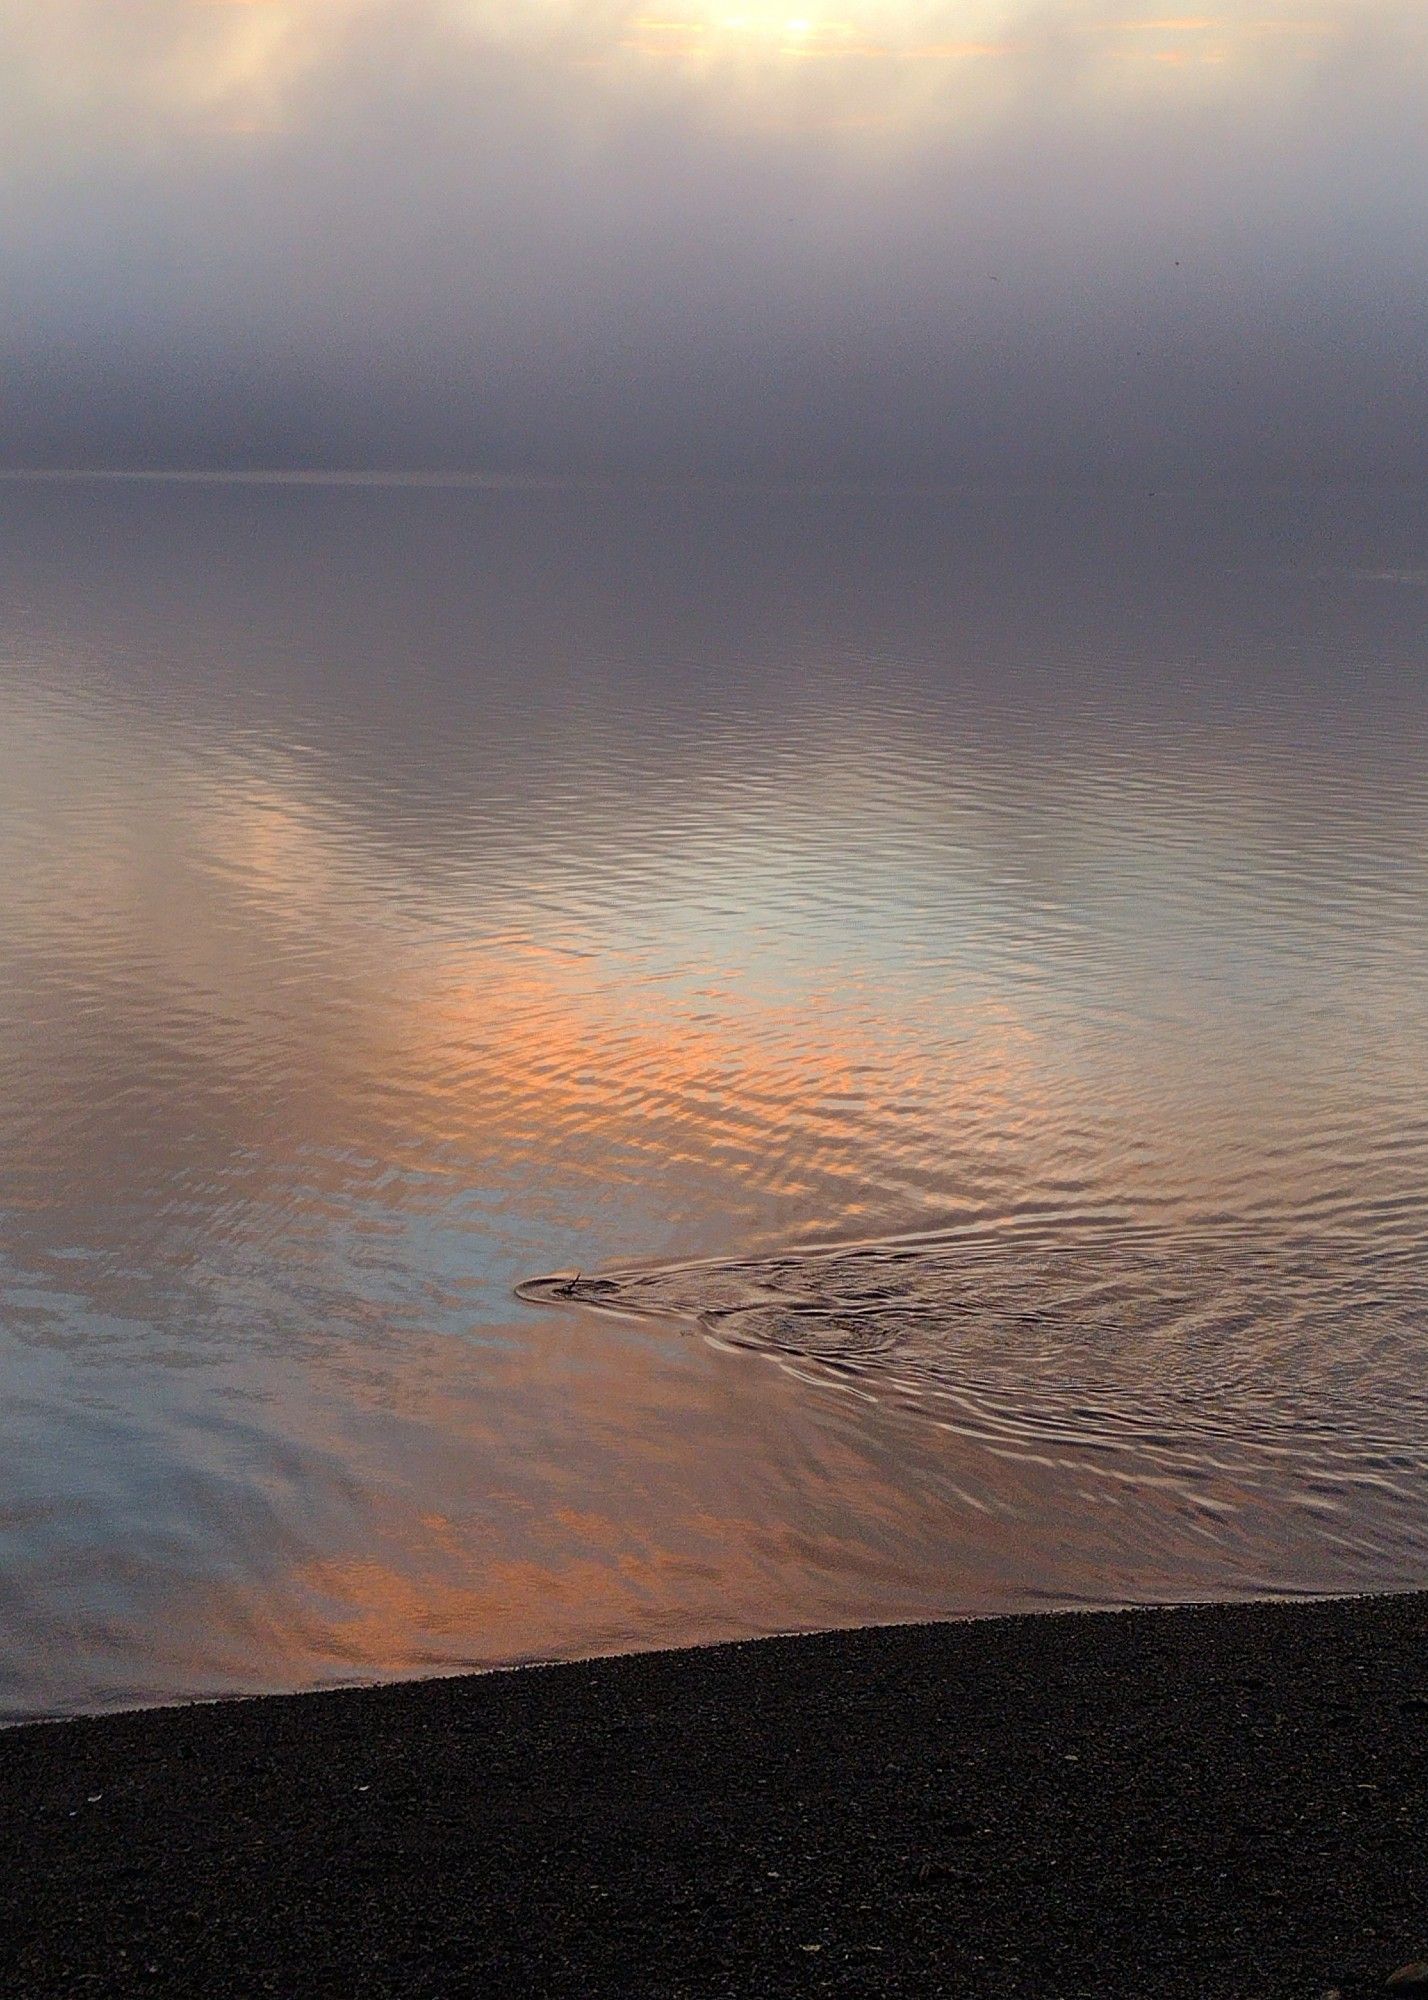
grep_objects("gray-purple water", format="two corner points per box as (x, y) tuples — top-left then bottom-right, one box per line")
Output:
(2, 476), (1425, 1720)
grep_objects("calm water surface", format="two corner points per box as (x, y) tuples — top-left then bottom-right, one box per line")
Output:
(1, 478), (1426, 1720)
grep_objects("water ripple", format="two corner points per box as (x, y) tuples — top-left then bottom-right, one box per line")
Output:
(520, 1214), (1428, 1485)
(2, 479), (1427, 1717)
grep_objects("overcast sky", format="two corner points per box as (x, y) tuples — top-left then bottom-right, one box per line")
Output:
(3, 1), (1425, 478)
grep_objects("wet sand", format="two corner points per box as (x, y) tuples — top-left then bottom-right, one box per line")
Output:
(3, 1592), (1427, 1997)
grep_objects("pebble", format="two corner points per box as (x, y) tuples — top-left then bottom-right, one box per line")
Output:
(1387, 1963), (1428, 1989)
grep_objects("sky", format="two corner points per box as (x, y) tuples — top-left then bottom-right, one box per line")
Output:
(2, 0), (1425, 478)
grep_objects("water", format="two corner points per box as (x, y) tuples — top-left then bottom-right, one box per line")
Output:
(1, 476), (1425, 1722)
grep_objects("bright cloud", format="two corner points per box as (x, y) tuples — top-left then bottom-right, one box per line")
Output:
(1, 0), (1424, 475)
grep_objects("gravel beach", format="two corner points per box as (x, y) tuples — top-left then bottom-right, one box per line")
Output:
(3, 1592), (1427, 1997)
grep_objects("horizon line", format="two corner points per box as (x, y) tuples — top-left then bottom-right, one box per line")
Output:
(1, 467), (1422, 499)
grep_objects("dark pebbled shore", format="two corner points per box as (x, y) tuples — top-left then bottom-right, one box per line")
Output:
(3, 1593), (1428, 1998)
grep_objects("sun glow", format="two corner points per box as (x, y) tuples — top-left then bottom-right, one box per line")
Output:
(611, 2), (1332, 74)
(625, 8), (873, 59)
(612, 2), (1030, 75)
(2, 0), (1369, 156)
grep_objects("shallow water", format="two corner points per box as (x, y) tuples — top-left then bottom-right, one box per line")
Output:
(1, 477), (1426, 1721)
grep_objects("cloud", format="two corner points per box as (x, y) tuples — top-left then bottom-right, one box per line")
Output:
(1, 0), (1425, 475)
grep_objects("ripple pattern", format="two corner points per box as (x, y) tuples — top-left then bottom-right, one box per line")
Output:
(1, 479), (1427, 1718)
(521, 1212), (1428, 1478)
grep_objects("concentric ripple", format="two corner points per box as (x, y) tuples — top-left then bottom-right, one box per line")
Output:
(520, 1212), (1428, 1479)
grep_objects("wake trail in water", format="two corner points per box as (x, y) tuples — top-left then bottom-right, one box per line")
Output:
(520, 1215), (1428, 1499)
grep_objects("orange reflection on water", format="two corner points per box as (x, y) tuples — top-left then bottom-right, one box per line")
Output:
(108, 1288), (1375, 1710)
(5, 481), (1428, 1722)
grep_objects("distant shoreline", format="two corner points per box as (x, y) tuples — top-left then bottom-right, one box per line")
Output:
(4, 1591), (1426, 1996)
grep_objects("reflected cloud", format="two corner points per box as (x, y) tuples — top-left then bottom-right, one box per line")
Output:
(1, 484), (1426, 1716)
